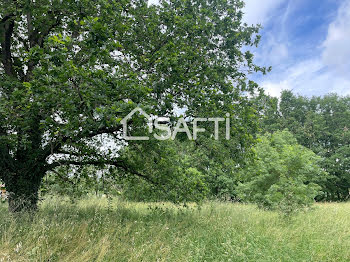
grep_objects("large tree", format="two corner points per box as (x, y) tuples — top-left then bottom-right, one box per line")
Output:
(0, 0), (266, 212)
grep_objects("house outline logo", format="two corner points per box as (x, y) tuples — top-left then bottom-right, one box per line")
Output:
(121, 107), (231, 141)
(121, 107), (153, 140)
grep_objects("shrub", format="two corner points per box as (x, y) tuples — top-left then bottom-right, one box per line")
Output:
(237, 130), (328, 215)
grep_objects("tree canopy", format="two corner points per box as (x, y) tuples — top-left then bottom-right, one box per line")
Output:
(0, 0), (266, 212)
(237, 130), (327, 215)
(261, 91), (350, 201)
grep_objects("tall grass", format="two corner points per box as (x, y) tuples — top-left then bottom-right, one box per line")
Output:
(1, 196), (350, 261)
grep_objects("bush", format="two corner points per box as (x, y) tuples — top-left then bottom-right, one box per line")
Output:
(119, 167), (208, 204)
(237, 130), (328, 215)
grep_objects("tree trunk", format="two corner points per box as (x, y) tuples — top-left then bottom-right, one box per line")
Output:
(5, 173), (43, 213)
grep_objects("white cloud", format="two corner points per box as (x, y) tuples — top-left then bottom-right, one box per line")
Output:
(261, 58), (350, 97)
(243, 0), (287, 25)
(328, 78), (350, 96)
(322, 0), (350, 77)
(261, 59), (322, 97)
(255, 33), (289, 66)
(270, 43), (288, 64)
(244, 0), (293, 72)
(261, 80), (291, 97)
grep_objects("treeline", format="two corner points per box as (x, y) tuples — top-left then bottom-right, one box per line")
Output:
(41, 90), (350, 213)
(261, 91), (350, 201)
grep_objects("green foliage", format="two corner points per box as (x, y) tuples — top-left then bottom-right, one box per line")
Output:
(237, 130), (328, 215)
(116, 139), (209, 203)
(120, 166), (208, 204)
(0, 0), (266, 211)
(118, 132), (257, 202)
(262, 91), (350, 201)
(182, 137), (245, 200)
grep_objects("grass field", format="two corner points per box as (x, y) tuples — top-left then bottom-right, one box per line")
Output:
(1, 197), (350, 262)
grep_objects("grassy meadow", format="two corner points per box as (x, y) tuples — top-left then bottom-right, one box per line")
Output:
(1, 197), (350, 262)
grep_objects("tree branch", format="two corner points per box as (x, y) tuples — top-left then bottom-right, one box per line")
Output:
(47, 158), (157, 185)
(42, 124), (123, 160)
(50, 169), (76, 185)
(0, 14), (15, 24)
(25, 10), (62, 81)
(0, 15), (15, 77)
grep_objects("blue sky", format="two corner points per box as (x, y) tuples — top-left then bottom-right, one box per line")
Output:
(244, 0), (350, 97)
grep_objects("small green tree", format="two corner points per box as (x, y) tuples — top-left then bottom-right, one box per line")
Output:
(237, 130), (328, 215)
